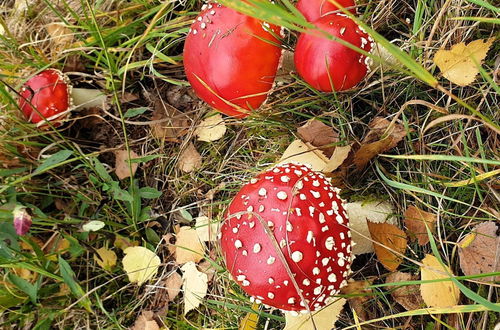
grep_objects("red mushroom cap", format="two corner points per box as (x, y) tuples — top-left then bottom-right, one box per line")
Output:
(296, 0), (357, 22)
(294, 13), (374, 92)
(219, 162), (351, 311)
(183, 3), (282, 118)
(18, 69), (72, 127)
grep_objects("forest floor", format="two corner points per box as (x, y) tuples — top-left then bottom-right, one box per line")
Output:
(0, 0), (499, 329)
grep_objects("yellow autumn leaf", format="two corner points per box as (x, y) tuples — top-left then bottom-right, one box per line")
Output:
(278, 140), (329, 172)
(420, 254), (460, 307)
(239, 303), (260, 330)
(94, 247), (117, 271)
(433, 38), (495, 86)
(181, 261), (208, 315)
(196, 113), (227, 142)
(284, 298), (346, 330)
(122, 246), (161, 285)
(175, 226), (205, 264)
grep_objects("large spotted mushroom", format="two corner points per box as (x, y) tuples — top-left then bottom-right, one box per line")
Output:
(183, 2), (282, 118)
(296, 0), (357, 22)
(294, 13), (374, 92)
(219, 162), (352, 312)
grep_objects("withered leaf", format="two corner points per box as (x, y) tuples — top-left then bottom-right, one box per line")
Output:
(420, 254), (460, 307)
(150, 98), (190, 142)
(165, 271), (183, 301)
(114, 149), (139, 180)
(340, 278), (375, 321)
(367, 221), (407, 272)
(175, 226), (205, 264)
(404, 205), (437, 245)
(177, 143), (202, 173)
(131, 311), (160, 330)
(386, 272), (424, 311)
(297, 119), (339, 157)
(458, 222), (500, 282)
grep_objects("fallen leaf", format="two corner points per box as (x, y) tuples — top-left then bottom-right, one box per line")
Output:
(82, 220), (105, 232)
(131, 311), (160, 330)
(279, 140), (329, 172)
(420, 254), (460, 307)
(323, 145), (352, 173)
(94, 247), (117, 271)
(175, 226), (205, 264)
(122, 246), (161, 285)
(297, 119), (339, 157)
(198, 260), (217, 282)
(150, 98), (190, 141)
(458, 222), (500, 282)
(345, 200), (398, 255)
(404, 206), (437, 245)
(434, 38), (495, 86)
(114, 234), (139, 250)
(195, 216), (220, 242)
(367, 221), (407, 271)
(353, 117), (406, 171)
(196, 113), (227, 142)
(239, 302), (260, 330)
(114, 149), (139, 180)
(340, 278), (374, 321)
(284, 298), (346, 330)
(45, 23), (74, 57)
(164, 271), (183, 301)
(177, 143), (202, 173)
(386, 272), (424, 310)
(181, 261), (208, 315)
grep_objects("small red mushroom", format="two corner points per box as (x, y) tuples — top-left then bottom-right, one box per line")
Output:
(18, 68), (72, 127)
(219, 162), (352, 312)
(294, 13), (374, 92)
(296, 0), (357, 22)
(183, 3), (282, 118)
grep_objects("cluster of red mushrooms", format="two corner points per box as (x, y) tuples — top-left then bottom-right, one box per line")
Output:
(16, 0), (372, 314)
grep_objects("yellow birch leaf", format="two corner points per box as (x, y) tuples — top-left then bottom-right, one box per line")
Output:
(94, 247), (117, 271)
(181, 261), (208, 315)
(175, 226), (205, 264)
(196, 113), (227, 142)
(284, 298), (346, 330)
(434, 38), (495, 86)
(122, 246), (161, 285)
(420, 254), (460, 307)
(279, 140), (329, 172)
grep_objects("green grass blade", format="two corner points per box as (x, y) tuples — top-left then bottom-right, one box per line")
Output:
(58, 256), (93, 313)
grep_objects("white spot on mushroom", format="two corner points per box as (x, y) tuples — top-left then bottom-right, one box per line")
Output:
(200, 22), (206, 29)
(267, 221), (274, 230)
(242, 250), (248, 256)
(336, 214), (344, 224)
(267, 292), (275, 299)
(242, 280), (250, 286)
(314, 286), (322, 295)
(258, 188), (267, 197)
(328, 273), (337, 283)
(302, 278), (310, 286)
(232, 227), (238, 234)
(311, 190), (321, 198)
(318, 212), (326, 223)
(210, 10), (215, 15)
(286, 221), (293, 232)
(300, 194), (306, 200)
(325, 237), (335, 250)
(236, 275), (246, 281)
(281, 175), (290, 183)
(267, 256), (276, 265)
(306, 231), (314, 244)
(279, 239), (286, 248)
(288, 297), (295, 304)
(296, 208), (302, 216)
(309, 206), (315, 217)
(247, 206), (253, 213)
(250, 178), (258, 184)
(284, 280), (289, 286)
(258, 205), (265, 212)
(322, 258), (329, 266)
(321, 225), (329, 232)
(277, 191), (288, 200)
(268, 277), (274, 284)
(249, 221), (255, 228)
(192, 29), (198, 35)
(253, 244), (261, 253)
(312, 267), (320, 275)
(235, 240), (243, 249)
(294, 170), (302, 176)
(291, 251), (303, 262)
(201, 4), (208, 10)
(312, 180), (320, 187)
(340, 232), (345, 240)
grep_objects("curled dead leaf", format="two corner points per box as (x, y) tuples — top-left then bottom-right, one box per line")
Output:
(297, 119), (339, 157)
(340, 278), (375, 321)
(386, 272), (424, 311)
(150, 98), (190, 142)
(404, 205), (437, 245)
(177, 143), (202, 173)
(114, 149), (139, 180)
(164, 271), (183, 302)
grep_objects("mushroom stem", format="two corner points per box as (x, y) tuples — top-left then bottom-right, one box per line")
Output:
(71, 88), (107, 110)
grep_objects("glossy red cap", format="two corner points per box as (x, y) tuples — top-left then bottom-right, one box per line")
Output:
(183, 3), (282, 118)
(294, 14), (374, 92)
(18, 69), (72, 127)
(296, 0), (357, 22)
(219, 162), (351, 311)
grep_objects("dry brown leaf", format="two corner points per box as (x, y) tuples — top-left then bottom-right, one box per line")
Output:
(195, 113), (227, 142)
(386, 272), (424, 311)
(420, 254), (460, 307)
(114, 149), (139, 180)
(458, 222), (500, 282)
(279, 140), (329, 172)
(198, 260), (216, 282)
(165, 272), (183, 302)
(131, 311), (160, 330)
(323, 145), (352, 173)
(353, 117), (407, 171)
(195, 216), (219, 242)
(45, 23), (74, 57)
(114, 234), (139, 251)
(175, 226), (205, 264)
(367, 221), (407, 271)
(404, 205), (437, 245)
(340, 278), (375, 321)
(297, 119), (339, 157)
(434, 38), (495, 86)
(177, 143), (202, 173)
(150, 99), (190, 141)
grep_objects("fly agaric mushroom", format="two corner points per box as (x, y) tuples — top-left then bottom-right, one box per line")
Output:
(18, 68), (72, 126)
(296, 0), (357, 22)
(183, 3), (282, 118)
(294, 13), (374, 92)
(219, 162), (351, 312)
(18, 69), (107, 128)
